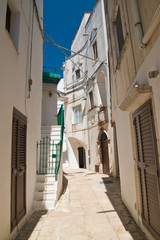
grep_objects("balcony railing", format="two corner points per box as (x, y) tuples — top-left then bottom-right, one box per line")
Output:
(98, 106), (108, 126)
(43, 66), (57, 74)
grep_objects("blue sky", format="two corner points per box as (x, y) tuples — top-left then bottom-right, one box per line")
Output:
(43, 0), (97, 75)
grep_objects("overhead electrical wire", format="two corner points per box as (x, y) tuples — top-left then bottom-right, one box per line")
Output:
(33, 8), (107, 65)
(43, 30), (107, 64)
(39, 18), (108, 95)
(43, 31), (88, 79)
(43, 30), (107, 96)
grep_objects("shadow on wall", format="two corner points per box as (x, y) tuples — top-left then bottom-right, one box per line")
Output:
(99, 177), (147, 240)
(61, 174), (68, 195)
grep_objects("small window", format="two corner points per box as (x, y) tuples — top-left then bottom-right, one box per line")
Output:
(75, 69), (80, 79)
(89, 91), (94, 109)
(5, 3), (20, 50)
(6, 4), (11, 32)
(92, 41), (98, 60)
(73, 105), (82, 124)
(115, 8), (124, 53)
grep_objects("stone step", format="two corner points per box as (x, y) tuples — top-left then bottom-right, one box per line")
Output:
(41, 132), (61, 137)
(41, 125), (61, 130)
(36, 174), (56, 182)
(33, 199), (56, 210)
(36, 182), (57, 191)
(41, 125), (61, 143)
(35, 191), (56, 200)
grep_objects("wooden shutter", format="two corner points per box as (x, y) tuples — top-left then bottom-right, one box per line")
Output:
(11, 108), (27, 231)
(133, 100), (160, 239)
(11, 116), (18, 230)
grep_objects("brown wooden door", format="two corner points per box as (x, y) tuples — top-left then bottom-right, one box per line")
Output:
(101, 132), (109, 174)
(11, 108), (27, 231)
(133, 100), (160, 239)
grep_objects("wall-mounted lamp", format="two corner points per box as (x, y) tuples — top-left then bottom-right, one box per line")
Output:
(148, 70), (159, 79)
(49, 91), (52, 97)
(134, 83), (139, 88)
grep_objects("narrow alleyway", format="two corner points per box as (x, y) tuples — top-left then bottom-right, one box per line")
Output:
(15, 168), (147, 240)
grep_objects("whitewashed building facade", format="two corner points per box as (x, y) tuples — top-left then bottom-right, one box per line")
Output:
(0, 0), (43, 239)
(63, 0), (117, 175)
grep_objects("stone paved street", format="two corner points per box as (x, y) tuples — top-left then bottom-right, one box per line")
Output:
(15, 168), (147, 240)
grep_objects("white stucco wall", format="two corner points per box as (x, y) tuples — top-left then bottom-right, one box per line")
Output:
(114, 34), (160, 240)
(42, 83), (58, 126)
(0, 0), (43, 239)
(115, 109), (138, 221)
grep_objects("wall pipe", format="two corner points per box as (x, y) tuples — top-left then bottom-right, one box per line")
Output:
(142, 4), (160, 45)
(131, 0), (144, 48)
(131, 0), (160, 49)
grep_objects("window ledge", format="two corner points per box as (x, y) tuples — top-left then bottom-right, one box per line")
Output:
(5, 29), (19, 55)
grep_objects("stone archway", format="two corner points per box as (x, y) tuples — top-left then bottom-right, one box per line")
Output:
(67, 137), (87, 168)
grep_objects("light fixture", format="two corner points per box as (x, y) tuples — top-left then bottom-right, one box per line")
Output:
(49, 91), (52, 97)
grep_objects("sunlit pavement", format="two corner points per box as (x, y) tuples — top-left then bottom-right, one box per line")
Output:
(15, 168), (147, 240)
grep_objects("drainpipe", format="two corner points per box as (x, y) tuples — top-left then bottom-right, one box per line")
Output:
(83, 87), (91, 167)
(131, 0), (145, 48)
(142, 5), (160, 45)
(131, 0), (160, 48)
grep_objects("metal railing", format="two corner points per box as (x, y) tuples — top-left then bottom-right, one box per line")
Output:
(43, 66), (57, 74)
(56, 104), (64, 178)
(37, 104), (64, 180)
(98, 106), (108, 126)
(37, 137), (62, 175)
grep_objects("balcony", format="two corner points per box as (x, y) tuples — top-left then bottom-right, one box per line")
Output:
(43, 66), (61, 84)
(98, 106), (108, 126)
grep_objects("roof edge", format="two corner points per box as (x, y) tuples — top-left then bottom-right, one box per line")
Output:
(71, 11), (91, 46)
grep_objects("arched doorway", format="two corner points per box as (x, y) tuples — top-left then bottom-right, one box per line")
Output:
(100, 132), (109, 174)
(78, 147), (86, 168)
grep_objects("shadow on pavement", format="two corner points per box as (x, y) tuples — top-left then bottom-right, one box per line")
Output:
(15, 210), (47, 240)
(101, 177), (147, 240)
